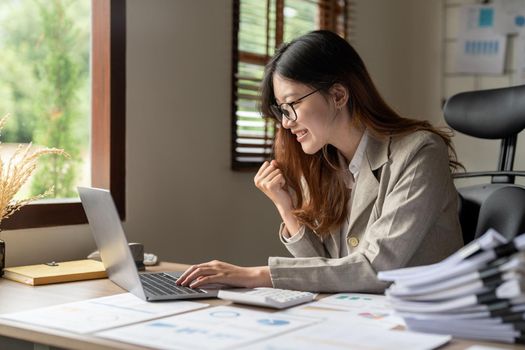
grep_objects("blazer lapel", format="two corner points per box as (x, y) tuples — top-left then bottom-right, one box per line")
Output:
(347, 135), (390, 234)
(323, 230), (341, 257)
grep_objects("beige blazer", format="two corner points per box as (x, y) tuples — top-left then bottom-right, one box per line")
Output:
(268, 131), (463, 293)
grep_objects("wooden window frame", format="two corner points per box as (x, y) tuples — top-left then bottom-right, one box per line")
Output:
(231, 0), (350, 171)
(2, 0), (126, 230)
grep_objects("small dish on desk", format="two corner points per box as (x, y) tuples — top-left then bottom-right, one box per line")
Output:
(143, 253), (158, 266)
(218, 287), (316, 309)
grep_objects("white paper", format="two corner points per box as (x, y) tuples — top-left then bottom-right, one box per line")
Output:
(318, 292), (394, 308)
(494, 0), (525, 34)
(282, 294), (404, 329)
(466, 346), (508, 350)
(97, 305), (318, 350)
(513, 33), (525, 84)
(404, 318), (518, 343)
(380, 238), (506, 289)
(456, 5), (507, 74)
(456, 34), (507, 74)
(243, 320), (451, 350)
(311, 293), (403, 327)
(459, 4), (497, 34)
(0, 293), (207, 333)
(378, 229), (507, 282)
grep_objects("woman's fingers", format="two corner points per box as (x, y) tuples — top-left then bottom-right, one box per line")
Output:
(177, 262), (274, 289)
(258, 164), (278, 182)
(262, 170), (285, 191)
(176, 265), (198, 285)
(176, 260), (254, 289)
(190, 275), (219, 288)
(178, 265), (215, 287)
(257, 167), (283, 187)
(253, 160), (292, 210)
(269, 173), (285, 187)
(177, 260), (225, 286)
(254, 161), (271, 181)
(265, 168), (282, 183)
(254, 160), (281, 187)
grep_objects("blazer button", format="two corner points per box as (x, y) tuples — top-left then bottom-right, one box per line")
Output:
(348, 236), (359, 247)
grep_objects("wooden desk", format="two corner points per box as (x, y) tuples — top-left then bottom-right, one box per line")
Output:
(0, 262), (523, 350)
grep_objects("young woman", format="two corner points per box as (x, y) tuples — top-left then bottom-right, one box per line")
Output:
(177, 30), (463, 293)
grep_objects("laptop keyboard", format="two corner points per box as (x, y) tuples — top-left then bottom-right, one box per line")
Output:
(139, 272), (206, 296)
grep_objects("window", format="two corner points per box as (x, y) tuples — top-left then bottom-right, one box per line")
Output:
(231, 0), (351, 170)
(0, 0), (125, 229)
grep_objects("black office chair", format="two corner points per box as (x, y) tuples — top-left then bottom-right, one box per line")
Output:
(443, 85), (525, 244)
(475, 186), (525, 241)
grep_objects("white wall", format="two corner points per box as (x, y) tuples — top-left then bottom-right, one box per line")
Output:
(351, 0), (443, 124)
(5, 0), (520, 268)
(124, 0), (287, 266)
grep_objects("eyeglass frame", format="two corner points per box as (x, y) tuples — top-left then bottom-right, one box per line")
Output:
(269, 88), (321, 122)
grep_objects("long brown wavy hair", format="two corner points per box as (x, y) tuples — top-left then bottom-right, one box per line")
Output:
(260, 30), (462, 237)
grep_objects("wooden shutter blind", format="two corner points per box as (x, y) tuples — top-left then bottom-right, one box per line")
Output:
(231, 0), (351, 170)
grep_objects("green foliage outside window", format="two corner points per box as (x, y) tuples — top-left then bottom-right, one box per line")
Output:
(0, 0), (90, 199)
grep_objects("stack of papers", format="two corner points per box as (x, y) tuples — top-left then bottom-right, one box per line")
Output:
(378, 229), (525, 344)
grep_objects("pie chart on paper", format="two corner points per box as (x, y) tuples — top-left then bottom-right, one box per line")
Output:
(257, 319), (290, 326)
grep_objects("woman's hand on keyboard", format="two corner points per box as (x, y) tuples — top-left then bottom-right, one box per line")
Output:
(176, 260), (272, 289)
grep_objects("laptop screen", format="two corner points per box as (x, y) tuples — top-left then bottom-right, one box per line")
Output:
(78, 187), (146, 299)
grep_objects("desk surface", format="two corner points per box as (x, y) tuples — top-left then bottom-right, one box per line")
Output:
(0, 262), (523, 350)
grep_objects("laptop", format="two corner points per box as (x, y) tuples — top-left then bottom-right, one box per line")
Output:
(78, 186), (219, 301)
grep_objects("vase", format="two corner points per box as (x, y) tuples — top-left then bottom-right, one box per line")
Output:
(0, 238), (4, 277)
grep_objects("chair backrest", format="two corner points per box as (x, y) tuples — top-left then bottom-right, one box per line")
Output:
(474, 186), (525, 241)
(444, 85), (525, 140)
(443, 85), (525, 244)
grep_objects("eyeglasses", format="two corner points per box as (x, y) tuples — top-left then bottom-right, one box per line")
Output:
(269, 89), (320, 122)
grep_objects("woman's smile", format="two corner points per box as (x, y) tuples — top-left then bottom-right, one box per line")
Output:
(292, 129), (309, 142)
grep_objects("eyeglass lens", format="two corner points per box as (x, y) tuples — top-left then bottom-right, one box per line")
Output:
(270, 104), (295, 121)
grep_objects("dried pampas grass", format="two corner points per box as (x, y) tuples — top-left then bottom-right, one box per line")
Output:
(0, 114), (69, 222)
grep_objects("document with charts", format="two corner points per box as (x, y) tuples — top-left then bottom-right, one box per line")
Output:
(283, 293), (405, 329)
(0, 293), (207, 333)
(243, 319), (451, 350)
(455, 4), (507, 74)
(97, 305), (318, 350)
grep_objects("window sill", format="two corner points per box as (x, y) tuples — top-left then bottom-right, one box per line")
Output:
(1, 202), (87, 230)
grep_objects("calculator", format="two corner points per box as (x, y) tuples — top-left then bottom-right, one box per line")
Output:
(217, 287), (316, 309)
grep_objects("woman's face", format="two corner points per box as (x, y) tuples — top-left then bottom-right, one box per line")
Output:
(272, 73), (336, 154)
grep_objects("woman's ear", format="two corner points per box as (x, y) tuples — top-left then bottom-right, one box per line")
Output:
(329, 83), (349, 109)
